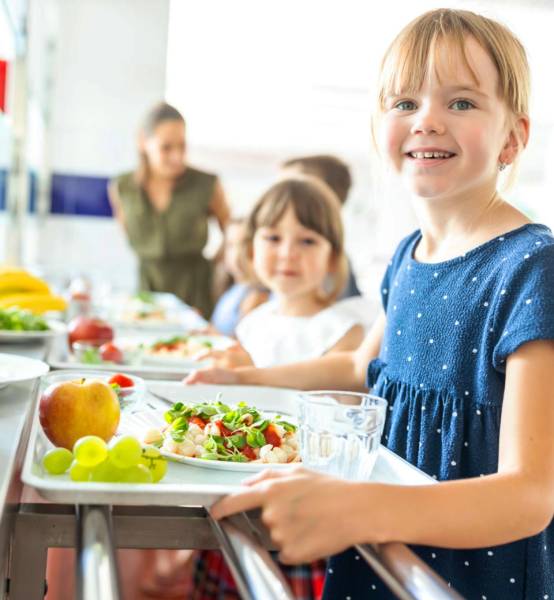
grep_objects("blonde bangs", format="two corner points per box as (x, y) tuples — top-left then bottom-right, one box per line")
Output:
(379, 26), (477, 108)
(377, 9), (530, 117)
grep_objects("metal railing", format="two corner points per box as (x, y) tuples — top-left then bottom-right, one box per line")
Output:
(76, 505), (121, 600)
(73, 505), (463, 600)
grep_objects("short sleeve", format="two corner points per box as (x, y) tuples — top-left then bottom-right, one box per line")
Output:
(492, 243), (554, 370)
(380, 231), (420, 314)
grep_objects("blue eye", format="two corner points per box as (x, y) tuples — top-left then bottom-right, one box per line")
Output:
(450, 99), (475, 110)
(394, 100), (417, 111)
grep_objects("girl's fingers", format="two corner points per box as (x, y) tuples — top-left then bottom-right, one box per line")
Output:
(182, 368), (235, 385)
(243, 468), (283, 486)
(182, 371), (203, 384)
(210, 488), (266, 520)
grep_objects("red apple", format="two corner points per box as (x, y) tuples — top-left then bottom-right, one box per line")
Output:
(68, 316), (113, 349)
(39, 378), (121, 450)
(99, 342), (123, 364)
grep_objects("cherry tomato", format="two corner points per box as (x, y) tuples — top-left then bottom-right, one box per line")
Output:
(108, 373), (134, 388)
(99, 342), (123, 364)
(263, 424), (281, 447)
(242, 445), (256, 460)
(189, 416), (206, 429)
(215, 419), (233, 437)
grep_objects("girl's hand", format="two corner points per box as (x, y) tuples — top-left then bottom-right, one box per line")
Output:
(192, 343), (254, 369)
(183, 367), (240, 385)
(211, 467), (363, 564)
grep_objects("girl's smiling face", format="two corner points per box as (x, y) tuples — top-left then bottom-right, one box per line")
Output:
(379, 37), (516, 202)
(252, 205), (334, 304)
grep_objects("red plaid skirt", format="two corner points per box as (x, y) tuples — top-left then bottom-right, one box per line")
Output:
(192, 550), (326, 600)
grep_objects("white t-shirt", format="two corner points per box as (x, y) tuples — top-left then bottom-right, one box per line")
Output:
(236, 296), (375, 367)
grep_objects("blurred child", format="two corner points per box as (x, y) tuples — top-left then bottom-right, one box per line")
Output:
(210, 218), (269, 337)
(280, 154), (361, 298)
(189, 9), (554, 599)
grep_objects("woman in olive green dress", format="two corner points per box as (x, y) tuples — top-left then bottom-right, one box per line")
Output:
(108, 102), (230, 318)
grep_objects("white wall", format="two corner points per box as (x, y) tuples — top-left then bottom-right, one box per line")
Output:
(48, 0), (170, 175)
(2, 0), (171, 292)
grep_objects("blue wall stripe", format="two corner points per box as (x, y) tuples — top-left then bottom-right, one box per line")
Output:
(51, 173), (112, 217)
(0, 170), (112, 217)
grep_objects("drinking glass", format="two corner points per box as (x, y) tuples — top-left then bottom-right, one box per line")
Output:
(298, 391), (387, 481)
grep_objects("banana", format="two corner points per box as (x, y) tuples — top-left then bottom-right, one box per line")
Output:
(0, 269), (51, 295)
(0, 293), (67, 314)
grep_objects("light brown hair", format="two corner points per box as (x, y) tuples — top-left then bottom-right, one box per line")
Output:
(374, 9), (530, 175)
(135, 102), (185, 186)
(281, 155), (352, 205)
(246, 176), (348, 303)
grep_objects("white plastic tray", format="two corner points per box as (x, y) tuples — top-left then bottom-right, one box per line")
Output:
(101, 291), (208, 333)
(22, 381), (433, 507)
(45, 335), (213, 380)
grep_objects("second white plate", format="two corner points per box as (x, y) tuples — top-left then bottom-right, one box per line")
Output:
(0, 319), (67, 343)
(0, 352), (50, 389)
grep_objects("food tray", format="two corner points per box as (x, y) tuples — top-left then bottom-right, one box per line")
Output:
(101, 291), (208, 333)
(22, 381), (433, 507)
(45, 334), (213, 380)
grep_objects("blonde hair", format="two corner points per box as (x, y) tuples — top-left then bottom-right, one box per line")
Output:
(246, 176), (348, 303)
(374, 9), (530, 179)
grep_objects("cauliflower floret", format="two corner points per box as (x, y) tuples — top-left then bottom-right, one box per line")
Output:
(188, 423), (202, 437)
(142, 427), (163, 445)
(177, 438), (197, 457)
(204, 422), (221, 436)
(283, 434), (298, 450)
(272, 424), (286, 438)
(280, 442), (297, 461)
(259, 444), (274, 460)
(162, 436), (196, 457)
(261, 446), (288, 464)
(195, 444), (206, 457)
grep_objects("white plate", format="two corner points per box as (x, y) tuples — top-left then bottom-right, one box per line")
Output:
(140, 335), (235, 367)
(108, 292), (208, 332)
(0, 319), (67, 343)
(0, 352), (50, 388)
(121, 383), (301, 473)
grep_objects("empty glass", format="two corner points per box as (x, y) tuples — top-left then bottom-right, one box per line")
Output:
(298, 391), (387, 481)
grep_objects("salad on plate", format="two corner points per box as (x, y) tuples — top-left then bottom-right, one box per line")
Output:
(144, 397), (299, 464)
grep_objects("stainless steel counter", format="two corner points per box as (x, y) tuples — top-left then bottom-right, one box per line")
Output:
(0, 341), (49, 598)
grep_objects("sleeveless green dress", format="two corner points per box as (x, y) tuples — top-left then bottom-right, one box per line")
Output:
(114, 167), (216, 318)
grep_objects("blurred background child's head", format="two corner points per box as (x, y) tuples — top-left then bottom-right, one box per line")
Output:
(222, 218), (255, 284)
(280, 154), (352, 206)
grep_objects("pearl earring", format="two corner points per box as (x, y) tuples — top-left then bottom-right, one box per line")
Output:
(498, 162), (507, 172)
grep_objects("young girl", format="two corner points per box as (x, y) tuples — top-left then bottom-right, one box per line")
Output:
(188, 9), (554, 599)
(193, 175), (368, 599)
(199, 176), (368, 370)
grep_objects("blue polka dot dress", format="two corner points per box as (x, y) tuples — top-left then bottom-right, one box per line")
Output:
(323, 224), (554, 600)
